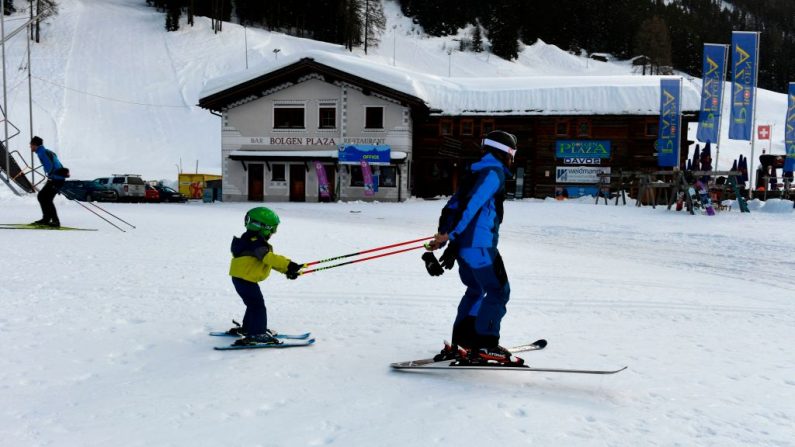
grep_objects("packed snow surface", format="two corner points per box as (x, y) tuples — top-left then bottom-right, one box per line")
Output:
(1, 194), (793, 446)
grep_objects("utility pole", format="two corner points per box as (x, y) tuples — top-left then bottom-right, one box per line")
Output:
(2, 0), (10, 184)
(27, 1), (34, 185)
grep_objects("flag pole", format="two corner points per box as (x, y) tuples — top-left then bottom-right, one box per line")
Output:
(714, 44), (729, 171)
(747, 32), (761, 197)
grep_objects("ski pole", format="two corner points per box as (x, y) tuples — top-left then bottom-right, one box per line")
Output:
(300, 244), (426, 275)
(302, 236), (433, 267)
(82, 200), (136, 229)
(61, 191), (126, 232)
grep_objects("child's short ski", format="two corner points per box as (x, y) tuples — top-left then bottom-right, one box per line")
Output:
(392, 363), (627, 375)
(694, 181), (716, 216)
(215, 338), (315, 351)
(390, 339), (547, 368)
(209, 330), (312, 340)
(0, 223), (97, 231)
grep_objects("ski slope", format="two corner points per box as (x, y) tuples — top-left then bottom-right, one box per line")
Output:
(0, 0), (790, 180)
(1, 194), (794, 446)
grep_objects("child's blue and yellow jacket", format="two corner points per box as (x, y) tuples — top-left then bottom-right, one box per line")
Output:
(229, 231), (291, 282)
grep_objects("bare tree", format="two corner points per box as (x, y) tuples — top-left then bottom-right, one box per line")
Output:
(32, 0), (59, 43)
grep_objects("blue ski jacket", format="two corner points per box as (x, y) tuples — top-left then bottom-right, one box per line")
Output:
(34, 146), (67, 180)
(439, 152), (510, 249)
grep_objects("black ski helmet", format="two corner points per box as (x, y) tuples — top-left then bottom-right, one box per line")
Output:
(482, 130), (517, 159)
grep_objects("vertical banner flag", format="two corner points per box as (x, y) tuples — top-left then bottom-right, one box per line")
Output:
(360, 159), (375, 196)
(785, 83), (795, 172)
(314, 161), (330, 198)
(657, 78), (682, 167)
(728, 31), (760, 140)
(697, 44), (729, 143)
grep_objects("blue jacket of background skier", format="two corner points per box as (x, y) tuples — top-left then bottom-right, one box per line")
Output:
(34, 146), (67, 181)
(438, 152), (510, 248)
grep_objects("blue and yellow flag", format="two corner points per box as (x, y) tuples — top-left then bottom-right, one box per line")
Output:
(785, 82), (795, 172)
(658, 78), (682, 167)
(728, 32), (760, 141)
(697, 44), (728, 144)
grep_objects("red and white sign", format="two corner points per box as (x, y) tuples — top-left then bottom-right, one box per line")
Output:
(757, 125), (771, 140)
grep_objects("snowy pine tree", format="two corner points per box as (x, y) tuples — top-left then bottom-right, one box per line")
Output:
(362, 0), (386, 54)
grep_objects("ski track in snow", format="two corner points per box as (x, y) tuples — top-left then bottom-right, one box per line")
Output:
(1, 196), (794, 446)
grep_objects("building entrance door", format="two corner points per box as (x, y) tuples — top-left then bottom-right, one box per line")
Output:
(289, 164), (306, 202)
(248, 163), (264, 201)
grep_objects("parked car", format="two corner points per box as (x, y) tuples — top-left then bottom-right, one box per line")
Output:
(154, 185), (188, 203)
(145, 184), (160, 202)
(95, 174), (146, 202)
(60, 180), (118, 202)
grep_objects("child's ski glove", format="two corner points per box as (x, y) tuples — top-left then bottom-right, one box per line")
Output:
(286, 262), (303, 280)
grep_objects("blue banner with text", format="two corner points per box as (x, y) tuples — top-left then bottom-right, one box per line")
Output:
(729, 32), (760, 141)
(697, 44), (728, 143)
(657, 78), (682, 167)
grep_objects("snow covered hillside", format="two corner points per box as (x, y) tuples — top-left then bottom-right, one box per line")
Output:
(0, 0), (790, 180)
(1, 195), (794, 446)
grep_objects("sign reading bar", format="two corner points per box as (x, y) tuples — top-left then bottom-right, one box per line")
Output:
(227, 136), (387, 146)
(338, 145), (391, 165)
(555, 140), (611, 159)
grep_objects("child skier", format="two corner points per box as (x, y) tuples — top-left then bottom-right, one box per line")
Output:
(226, 207), (303, 346)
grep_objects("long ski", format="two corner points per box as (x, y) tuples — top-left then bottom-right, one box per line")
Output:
(392, 363), (627, 375)
(215, 338), (315, 351)
(390, 339), (547, 368)
(209, 330), (312, 340)
(0, 223), (97, 231)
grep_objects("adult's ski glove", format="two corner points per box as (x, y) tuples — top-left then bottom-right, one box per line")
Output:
(286, 262), (303, 280)
(422, 252), (444, 276)
(438, 242), (458, 270)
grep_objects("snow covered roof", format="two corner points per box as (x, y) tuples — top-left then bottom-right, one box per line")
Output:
(200, 50), (701, 116)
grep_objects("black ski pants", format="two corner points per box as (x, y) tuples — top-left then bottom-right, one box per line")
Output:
(37, 179), (64, 223)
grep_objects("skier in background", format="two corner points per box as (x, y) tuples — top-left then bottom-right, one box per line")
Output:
(424, 130), (524, 366)
(30, 136), (69, 228)
(225, 207), (304, 346)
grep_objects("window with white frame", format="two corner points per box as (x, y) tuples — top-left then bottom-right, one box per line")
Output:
(273, 104), (305, 129)
(319, 103), (337, 129)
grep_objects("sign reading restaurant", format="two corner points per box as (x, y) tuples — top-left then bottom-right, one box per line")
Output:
(228, 136), (387, 146)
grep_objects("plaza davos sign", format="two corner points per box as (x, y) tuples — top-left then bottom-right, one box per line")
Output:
(555, 140), (611, 159)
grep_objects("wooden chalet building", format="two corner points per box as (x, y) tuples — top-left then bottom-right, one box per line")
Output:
(199, 51), (700, 202)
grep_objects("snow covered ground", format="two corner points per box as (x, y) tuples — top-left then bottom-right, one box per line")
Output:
(1, 194), (793, 446)
(2, 1), (794, 444)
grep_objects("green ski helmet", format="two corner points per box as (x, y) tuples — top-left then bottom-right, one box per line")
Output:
(244, 207), (280, 237)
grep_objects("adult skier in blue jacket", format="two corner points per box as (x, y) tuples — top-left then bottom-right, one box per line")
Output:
(425, 130), (523, 366)
(30, 136), (69, 227)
